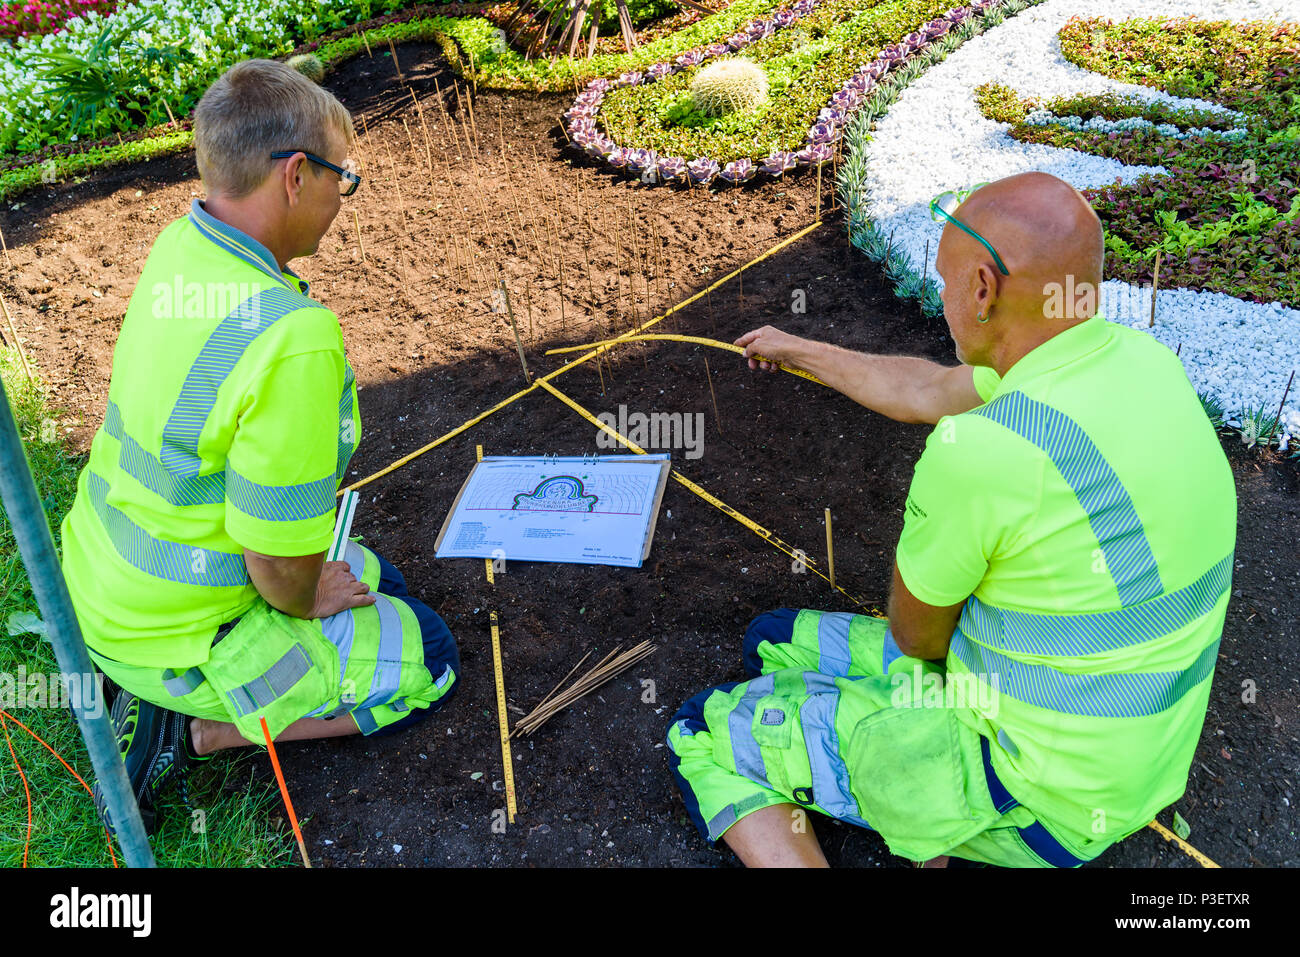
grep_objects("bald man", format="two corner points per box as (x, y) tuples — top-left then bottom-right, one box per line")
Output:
(666, 172), (1236, 867)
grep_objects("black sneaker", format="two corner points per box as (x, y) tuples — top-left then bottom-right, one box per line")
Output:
(93, 690), (202, 837)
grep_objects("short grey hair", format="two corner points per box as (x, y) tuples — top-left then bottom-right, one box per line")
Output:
(194, 59), (353, 198)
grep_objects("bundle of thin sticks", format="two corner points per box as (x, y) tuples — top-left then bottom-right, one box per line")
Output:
(510, 641), (657, 738)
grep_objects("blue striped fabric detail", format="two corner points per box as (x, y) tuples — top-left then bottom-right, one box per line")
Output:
(882, 627), (905, 672)
(226, 468), (337, 523)
(336, 363), (357, 484)
(972, 391), (1162, 607)
(306, 607), (356, 719)
(959, 553), (1233, 658)
(86, 471), (247, 587)
(358, 594), (405, 709)
(103, 400), (225, 507)
(189, 201), (286, 285)
(949, 629), (1220, 719)
(816, 611), (856, 675)
(980, 735), (1020, 814)
(800, 673), (872, 829)
(342, 540), (366, 581)
(160, 286), (326, 477)
(728, 674), (775, 785)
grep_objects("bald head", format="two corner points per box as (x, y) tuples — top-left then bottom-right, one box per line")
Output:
(934, 171), (1105, 373)
(959, 171), (1103, 292)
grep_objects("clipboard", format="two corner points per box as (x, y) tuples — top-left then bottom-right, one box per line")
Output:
(434, 454), (671, 567)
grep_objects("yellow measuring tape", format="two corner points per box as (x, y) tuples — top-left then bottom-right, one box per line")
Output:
(1147, 818), (1219, 868)
(544, 334), (829, 387)
(488, 611), (518, 823)
(535, 378), (876, 613)
(337, 221), (824, 497)
(478, 446), (515, 822)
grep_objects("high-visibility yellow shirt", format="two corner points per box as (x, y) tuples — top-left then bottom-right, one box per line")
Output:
(895, 313), (1236, 853)
(61, 200), (360, 668)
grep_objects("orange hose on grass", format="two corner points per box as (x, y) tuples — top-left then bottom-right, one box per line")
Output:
(259, 717), (311, 868)
(0, 712), (33, 867)
(0, 709), (118, 867)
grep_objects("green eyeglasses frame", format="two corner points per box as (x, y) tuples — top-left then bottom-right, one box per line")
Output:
(270, 150), (362, 196)
(929, 183), (1010, 276)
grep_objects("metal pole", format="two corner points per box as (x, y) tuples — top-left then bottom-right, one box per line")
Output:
(0, 377), (155, 867)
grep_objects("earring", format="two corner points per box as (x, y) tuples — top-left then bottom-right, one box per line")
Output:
(977, 311), (989, 323)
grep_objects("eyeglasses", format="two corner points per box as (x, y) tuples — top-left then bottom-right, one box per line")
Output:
(929, 183), (1010, 276)
(270, 150), (361, 196)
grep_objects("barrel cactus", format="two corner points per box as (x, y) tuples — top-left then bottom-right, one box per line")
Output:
(690, 59), (769, 118)
(287, 53), (326, 84)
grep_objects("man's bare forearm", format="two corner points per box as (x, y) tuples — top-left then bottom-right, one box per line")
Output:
(243, 549), (324, 619)
(782, 339), (955, 424)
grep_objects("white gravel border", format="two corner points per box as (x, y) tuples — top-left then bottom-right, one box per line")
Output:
(859, 0), (1300, 431)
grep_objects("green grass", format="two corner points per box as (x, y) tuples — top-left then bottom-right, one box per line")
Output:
(0, 349), (296, 867)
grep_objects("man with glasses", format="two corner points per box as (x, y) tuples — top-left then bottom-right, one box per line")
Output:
(668, 171), (1235, 867)
(61, 59), (460, 834)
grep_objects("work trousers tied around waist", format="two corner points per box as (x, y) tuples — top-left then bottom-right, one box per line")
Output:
(667, 608), (1093, 867)
(92, 542), (460, 743)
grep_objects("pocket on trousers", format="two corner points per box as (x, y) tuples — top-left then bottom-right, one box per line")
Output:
(845, 704), (985, 861)
(198, 603), (335, 743)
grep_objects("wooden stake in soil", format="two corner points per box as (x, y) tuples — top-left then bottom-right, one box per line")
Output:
(824, 507), (836, 590)
(0, 294), (33, 384)
(815, 161), (823, 223)
(162, 98), (178, 129)
(499, 277), (531, 383)
(704, 354), (723, 435)
(509, 642), (657, 738)
(921, 239), (930, 317)
(1272, 369), (1296, 445)
(386, 36), (404, 81)
(362, 29), (373, 58)
(352, 210), (366, 262)
(0, 227), (11, 269)
(1148, 250), (1162, 328)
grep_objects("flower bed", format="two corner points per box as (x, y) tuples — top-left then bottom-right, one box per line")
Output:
(1, 0), (117, 42)
(0, 0), (473, 158)
(564, 0), (1017, 185)
(837, 0), (1300, 448)
(976, 17), (1299, 308)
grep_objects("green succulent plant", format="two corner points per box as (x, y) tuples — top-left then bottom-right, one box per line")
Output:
(689, 58), (769, 119)
(287, 53), (326, 84)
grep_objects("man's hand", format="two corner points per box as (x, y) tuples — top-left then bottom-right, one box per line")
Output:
(735, 325), (986, 425)
(308, 560), (376, 619)
(735, 326), (810, 373)
(244, 548), (375, 620)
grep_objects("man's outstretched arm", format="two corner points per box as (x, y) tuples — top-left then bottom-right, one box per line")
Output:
(735, 325), (984, 425)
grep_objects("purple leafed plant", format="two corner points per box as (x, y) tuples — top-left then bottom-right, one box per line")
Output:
(726, 32), (750, 50)
(796, 143), (835, 165)
(656, 156), (688, 182)
(687, 157), (721, 185)
(719, 158), (757, 184)
(760, 151), (799, 176)
(626, 148), (659, 174)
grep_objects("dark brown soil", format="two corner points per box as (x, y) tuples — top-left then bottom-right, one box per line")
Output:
(2, 41), (1295, 868)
